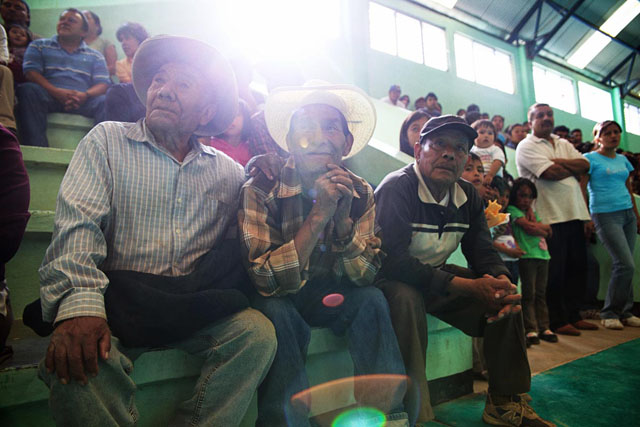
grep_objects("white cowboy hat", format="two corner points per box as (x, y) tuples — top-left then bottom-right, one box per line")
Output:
(132, 35), (238, 136)
(264, 82), (376, 158)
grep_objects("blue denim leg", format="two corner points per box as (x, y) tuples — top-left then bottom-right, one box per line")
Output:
(72, 94), (106, 124)
(170, 308), (276, 426)
(593, 209), (637, 319)
(15, 82), (61, 146)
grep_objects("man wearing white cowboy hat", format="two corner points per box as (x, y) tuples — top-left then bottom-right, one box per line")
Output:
(239, 83), (409, 426)
(37, 35), (276, 426)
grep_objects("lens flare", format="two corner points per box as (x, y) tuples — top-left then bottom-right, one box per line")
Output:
(322, 293), (344, 307)
(332, 407), (386, 427)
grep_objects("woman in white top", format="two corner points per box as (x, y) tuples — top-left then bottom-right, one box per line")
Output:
(82, 10), (117, 77)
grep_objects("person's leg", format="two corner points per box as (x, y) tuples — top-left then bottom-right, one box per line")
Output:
(251, 295), (311, 427)
(74, 94), (106, 124)
(15, 82), (60, 146)
(0, 65), (16, 130)
(378, 279), (432, 424)
(170, 308), (276, 427)
(545, 222), (571, 330)
(519, 259), (538, 334)
(534, 259), (551, 333)
(565, 221), (588, 325)
(593, 210), (637, 320)
(38, 336), (140, 427)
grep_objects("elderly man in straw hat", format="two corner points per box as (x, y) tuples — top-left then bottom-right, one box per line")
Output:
(239, 83), (409, 426)
(37, 35), (276, 426)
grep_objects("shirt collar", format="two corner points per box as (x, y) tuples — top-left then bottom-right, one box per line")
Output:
(527, 132), (561, 146)
(126, 119), (215, 159)
(277, 157), (361, 200)
(413, 161), (467, 208)
(51, 35), (89, 53)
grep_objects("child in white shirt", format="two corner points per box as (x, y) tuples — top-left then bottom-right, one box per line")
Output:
(470, 119), (505, 186)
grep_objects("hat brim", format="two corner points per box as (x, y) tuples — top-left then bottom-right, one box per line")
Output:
(132, 35), (238, 136)
(421, 122), (478, 149)
(264, 84), (376, 159)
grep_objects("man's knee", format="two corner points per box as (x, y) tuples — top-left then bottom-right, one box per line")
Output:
(16, 82), (44, 98)
(236, 308), (277, 357)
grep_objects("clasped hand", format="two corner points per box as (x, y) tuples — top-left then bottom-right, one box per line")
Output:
(312, 164), (354, 230)
(475, 274), (521, 323)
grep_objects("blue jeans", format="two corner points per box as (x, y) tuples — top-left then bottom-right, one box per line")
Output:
(252, 279), (407, 427)
(38, 309), (276, 426)
(592, 209), (637, 320)
(15, 82), (106, 147)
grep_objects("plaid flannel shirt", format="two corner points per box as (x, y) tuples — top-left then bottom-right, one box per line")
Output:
(239, 157), (382, 297)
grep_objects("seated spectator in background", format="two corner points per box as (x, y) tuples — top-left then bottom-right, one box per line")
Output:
(414, 96), (426, 110)
(465, 110), (481, 126)
(424, 91), (441, 117)
(570, 128), (583, 147)
(200, 99), (253, 166)
(375, 115), (552, 426)
(16, 8), (110, 146)
(115, 22), (148, 83)
(491, 114), (506, 145)
(470, 119), (505, 185)
(6, 23), (32, 84)
(505, 122), (526, 148)
(1, 0), (39, 38)
(507, 178), (557, 346)
(456, 108), (466, 117)
(399, 108), (431, 157)
(522, 121), (531, 134)
(481, 112), (490, 120)
(36, 35), (276, 425)
(516, 103), (594, 337)
(0, 25), (16, 132)
(104, 22), (149, 123)
(399, 94), (410, 109)
(240, 83), (408, 426)
(381, 84), (402, 106)
(467, 103), (480, 114)
(0, 124), (30, 364)
(82, 10), (116, 77)
(553, 125), (569, 140)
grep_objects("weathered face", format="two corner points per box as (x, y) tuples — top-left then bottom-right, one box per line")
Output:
(474, 125), (495, 148)
(286, 104), (353, 176)
(426, 96), (438, 110)
(1, 0), (28, 25)
(406, 116), (429, 148)
(529, 105), (554, 138)
(8, 26), (27, 46)
(57, 10), (87, 39)
(492, 116), (504, 132)
(119, 33), (140, 58)
(596, 124), (621, 150)
(145, 62), (216, 136)
(461, 157), (484, 188)
(415, 129), (469, 191)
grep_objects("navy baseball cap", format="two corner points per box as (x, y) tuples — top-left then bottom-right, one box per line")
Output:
(389, 84), (401, 92)
(419, 115), (477, 149)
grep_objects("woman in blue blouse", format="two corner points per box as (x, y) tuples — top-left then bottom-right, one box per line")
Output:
(584, 120), (640, 330)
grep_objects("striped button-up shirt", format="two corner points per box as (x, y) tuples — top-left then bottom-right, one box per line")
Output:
(23, 35), (111, 91)
(239, 157), (382, 297)
(40, 120), (245, 323)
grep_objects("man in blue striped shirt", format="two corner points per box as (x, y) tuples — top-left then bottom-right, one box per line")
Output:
(15, 8), (110, 146)
(37, 35), (276, 426)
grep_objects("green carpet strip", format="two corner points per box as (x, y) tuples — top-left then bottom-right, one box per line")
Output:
(432, 338), (640, 426)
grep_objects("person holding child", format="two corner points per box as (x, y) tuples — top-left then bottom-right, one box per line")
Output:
(507, 178), (558, 346)
(584, 120), (640, 330)
(470, 119), (505, 186)
(6, 22), (31, 83)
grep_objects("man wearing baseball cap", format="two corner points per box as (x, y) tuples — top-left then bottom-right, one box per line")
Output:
(381, 83), (402, 106)
(37, 35), (276, 425)
(375, 115), (554, 426)
(239, 83), (408, 426)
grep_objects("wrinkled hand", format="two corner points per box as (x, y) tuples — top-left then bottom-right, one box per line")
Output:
(486, 274), (522, 323)
(470, 274), (521, 318)
(64, 91), (89, 111)
(52, 88), (76, 107)
(311, 168), (346, 219)
(248, 153), (285, 180)
(327, 164), (354, 235)
(46, 316), (111, 385)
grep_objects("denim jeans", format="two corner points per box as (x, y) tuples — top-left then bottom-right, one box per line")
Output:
(38, 308), (276, 426)
(15, 82), (106, 147)
(592, 209), (637, 320)
(252, 279), (408, 427)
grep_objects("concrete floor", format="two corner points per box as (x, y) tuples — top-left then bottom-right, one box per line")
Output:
(473, 318), (640, 393)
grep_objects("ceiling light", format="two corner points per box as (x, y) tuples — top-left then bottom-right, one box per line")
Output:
(567, 32), (610, 68)
(600, 0), (640, 37)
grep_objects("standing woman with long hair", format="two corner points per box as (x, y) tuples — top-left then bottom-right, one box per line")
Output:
(584, 120), (640, 329)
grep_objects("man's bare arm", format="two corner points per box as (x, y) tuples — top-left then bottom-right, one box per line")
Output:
(552, 158), (589, 175)
(540, 163), (573, 180)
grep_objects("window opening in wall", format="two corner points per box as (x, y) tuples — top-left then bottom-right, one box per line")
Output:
(532, 64), (577, 114)
(453, 33), (514, 94)
(577, 81), (613, 122)
(624, 103), (640, 136)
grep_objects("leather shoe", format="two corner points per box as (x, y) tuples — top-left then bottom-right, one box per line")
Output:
(555, 324), (581, 336)
(572, 320), (598, 330)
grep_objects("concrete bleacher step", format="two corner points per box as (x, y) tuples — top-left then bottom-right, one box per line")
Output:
(46, 113), (93, 150)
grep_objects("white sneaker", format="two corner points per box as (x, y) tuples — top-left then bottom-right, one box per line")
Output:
(601, 318), (624, 330)
(622, 316), (640, 327)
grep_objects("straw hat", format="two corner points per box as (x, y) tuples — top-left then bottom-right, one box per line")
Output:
(132, 35), (238, 136)
(264, 82), (376, 158)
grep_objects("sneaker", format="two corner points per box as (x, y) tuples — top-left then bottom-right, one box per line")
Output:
(483, 394), (556, 426)
(621, 316), (640, 327)
(554, 324), (581, 336)
(572, 320), (598, 330)
(601, 318), (624, 330)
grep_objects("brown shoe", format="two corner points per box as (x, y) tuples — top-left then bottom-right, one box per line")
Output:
(483, 394), (556, 426)
(554, 324), (581, 336)
(572, 320), (598, 330)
